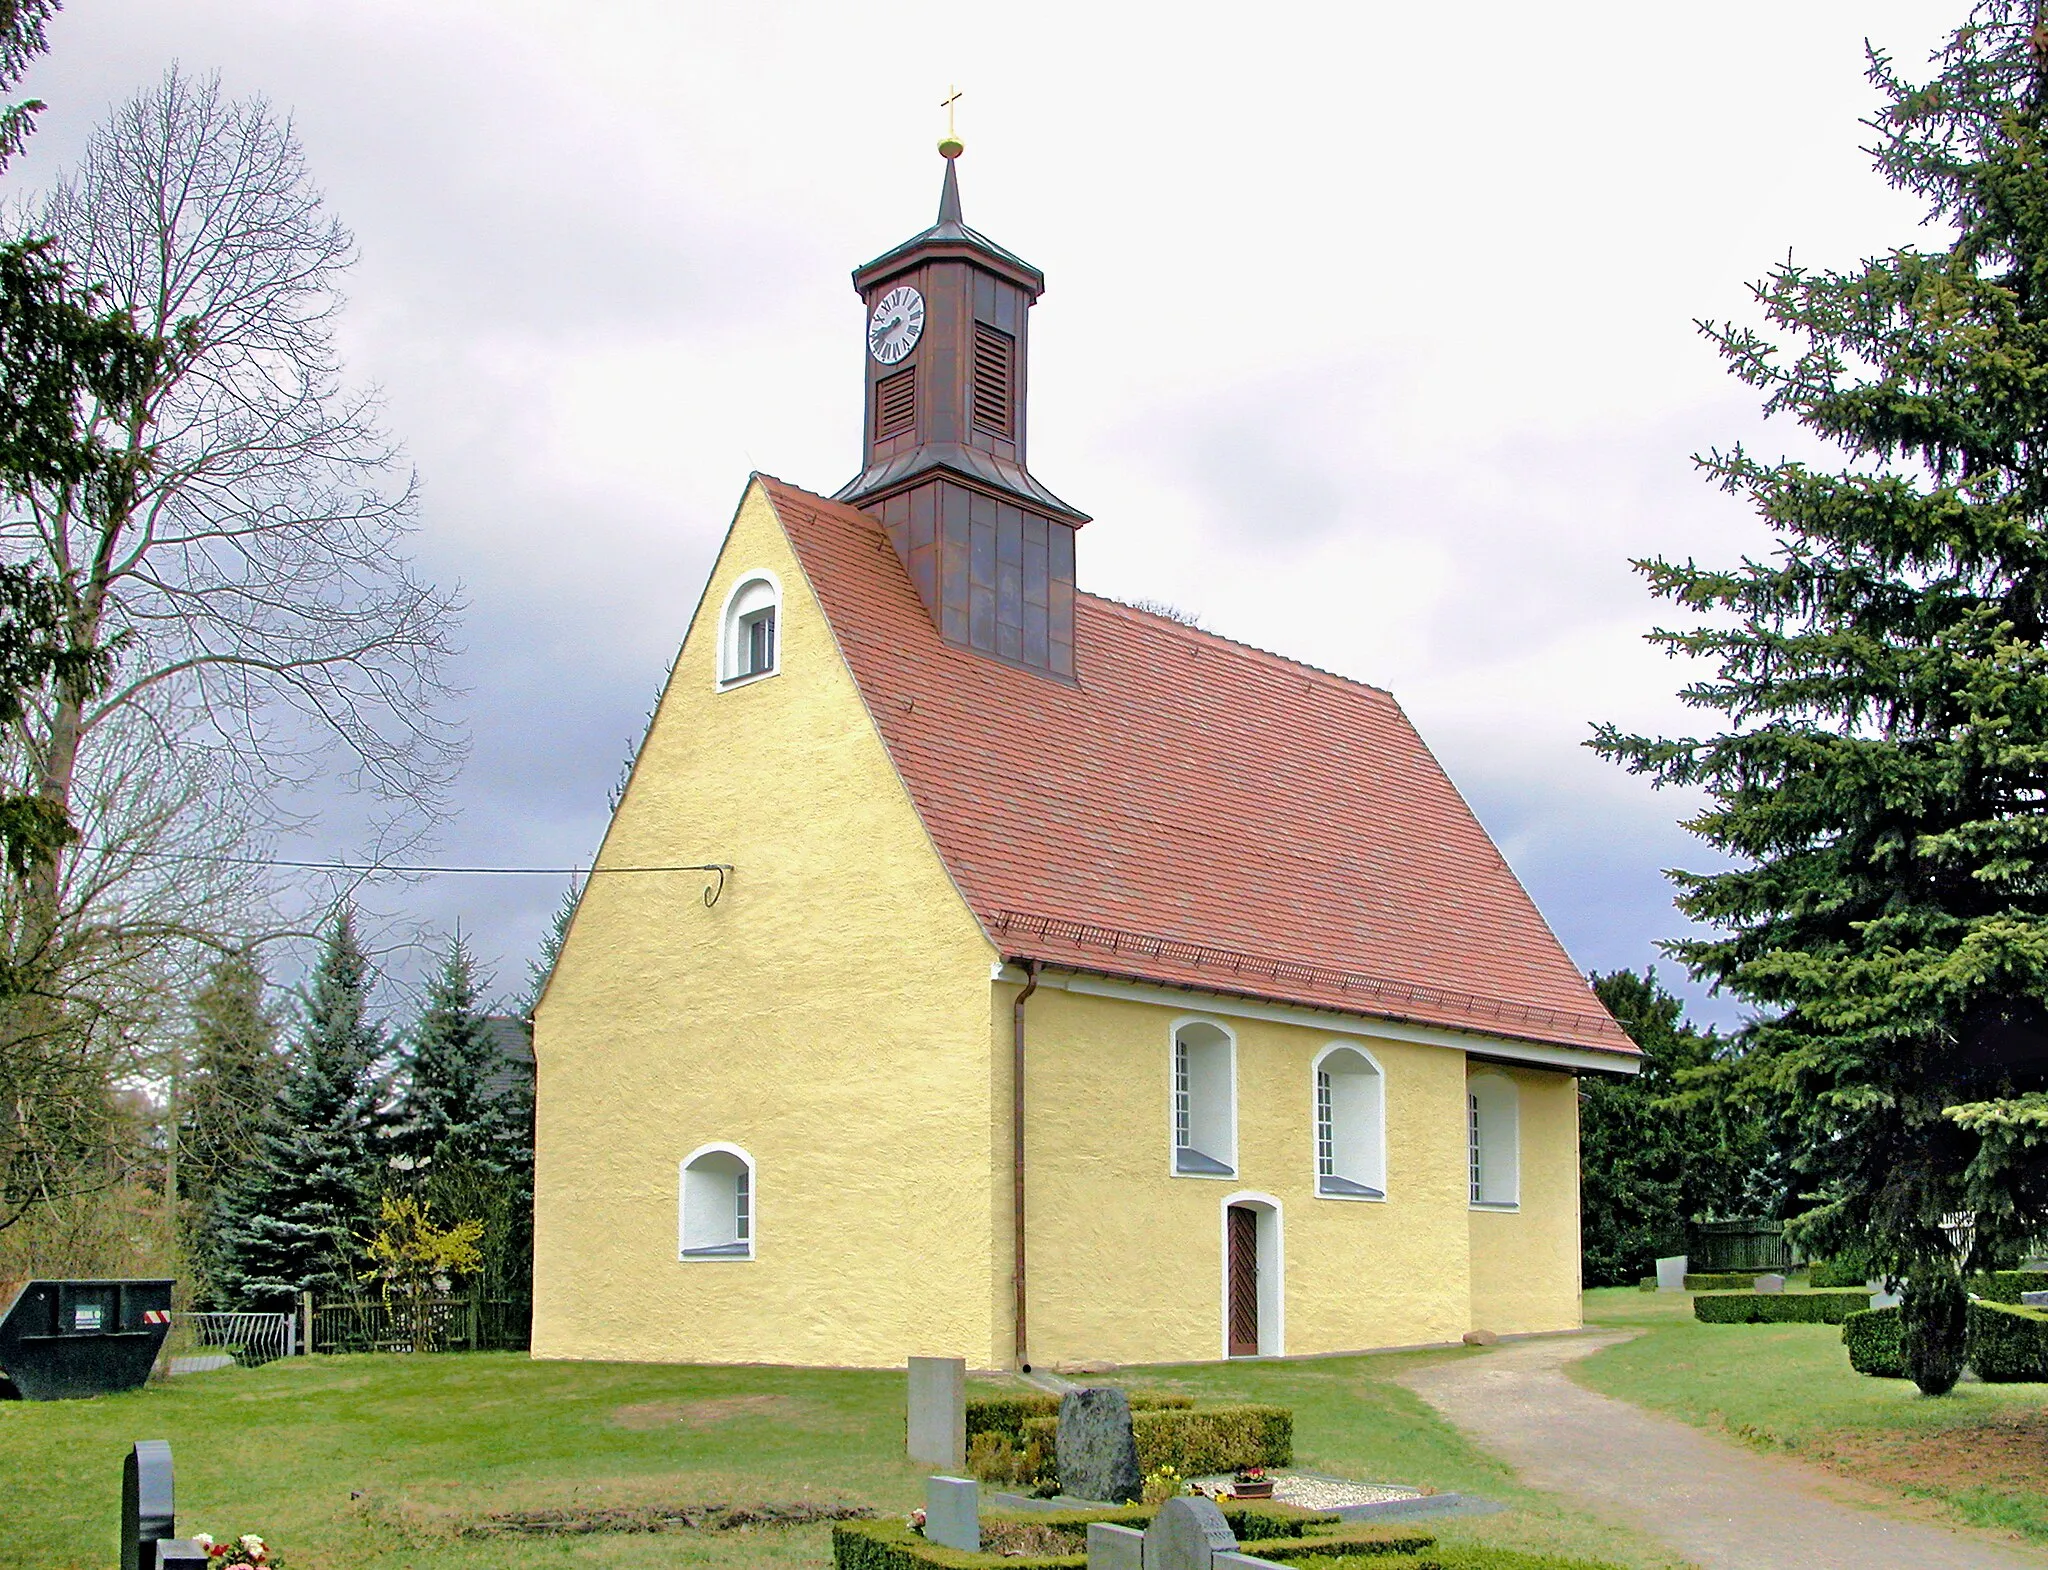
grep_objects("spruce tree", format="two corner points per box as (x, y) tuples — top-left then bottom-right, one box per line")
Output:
(178, 949), (282, 1296)
(393, 934), (508, 1172)
(211, 910), (385, 1310)
(1595, 1), (2048, 1392)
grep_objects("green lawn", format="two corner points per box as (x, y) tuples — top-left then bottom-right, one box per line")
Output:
(0, 1346), (1689, 1570)
(1578, 1285), (2048, 1544)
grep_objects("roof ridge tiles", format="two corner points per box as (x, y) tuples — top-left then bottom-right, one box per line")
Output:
(1085, 593), (1394, 698)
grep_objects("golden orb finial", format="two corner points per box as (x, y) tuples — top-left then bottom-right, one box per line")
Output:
(939, 84), (964, 159)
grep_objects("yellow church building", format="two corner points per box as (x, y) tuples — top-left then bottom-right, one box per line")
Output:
(530, 147), (1639, 1372)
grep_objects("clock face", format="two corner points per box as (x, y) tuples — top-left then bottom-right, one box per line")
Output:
(868, 285), (925, 365)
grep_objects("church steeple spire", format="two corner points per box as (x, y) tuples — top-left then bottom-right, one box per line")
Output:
(835, 135), (1087, 680)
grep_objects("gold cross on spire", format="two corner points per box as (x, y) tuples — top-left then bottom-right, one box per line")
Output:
(939, 85), (964, 159)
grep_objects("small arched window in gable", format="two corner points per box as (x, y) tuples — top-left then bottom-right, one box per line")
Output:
(1171, 1021), (1236, 1177)
(719, 573), (781, 686)
(1467, 1073), (1519, 1209)
(1313, 1044), (1385, 1199)
(680, 1143), (755, 1259)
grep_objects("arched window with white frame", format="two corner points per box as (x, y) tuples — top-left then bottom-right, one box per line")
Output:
(1312, 1044), (1385, 1199)
(718, 572), (781, 686)
(679, 1143), (755, 1259)
(1171, 1020), (1236, 1177)
(1467, 1073), (1519, 1209)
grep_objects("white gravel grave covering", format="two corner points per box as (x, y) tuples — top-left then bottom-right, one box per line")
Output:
(1189, 1472), (1424, 1509)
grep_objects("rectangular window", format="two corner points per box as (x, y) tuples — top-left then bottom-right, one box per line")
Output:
(1315, 1070), (1334, 1179)
(1469, 1094), (1483, 1204)
(1174, 1039), (1191, 1150)
(876, 367), (916, 439)
(972, 323), (1014, 433)
(735, 1165), (751, 1243)
(741, 607), (775, 676)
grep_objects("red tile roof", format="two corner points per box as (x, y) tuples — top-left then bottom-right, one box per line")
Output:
(763, 478), (1634, 1059)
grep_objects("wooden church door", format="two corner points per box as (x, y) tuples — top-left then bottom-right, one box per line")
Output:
(1227, 1204), (1259, 1357)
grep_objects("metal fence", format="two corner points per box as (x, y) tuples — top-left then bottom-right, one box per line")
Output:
(183, 1311), (295, 1366)
(1686, 1219), (1799, 1273)
(310, 1296), (530, 1354)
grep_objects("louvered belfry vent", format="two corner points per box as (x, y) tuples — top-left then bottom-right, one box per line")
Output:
(972, 323), (1014, 434)
(876, 368), (916, 440)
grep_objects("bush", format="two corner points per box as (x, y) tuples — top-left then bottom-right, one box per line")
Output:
(1692, 1291), (1867, 1325)
(1841, 1306), (1905, 1377)
(832, 1506), (1349, 1569)
(1968, 1300), (2048, 1382)
(1968, 1269), (2048, 1305)
(1133, 1405), (1293, 1476)
(965, 1391), (1193, 1441)
(1808, 1258), (1871, 1289)
(1682, 1272), (1763, 1291)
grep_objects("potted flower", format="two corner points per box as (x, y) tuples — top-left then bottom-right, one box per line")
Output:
(192, 1536), (275, 1568)
(1230, 1465), (1274, 1500)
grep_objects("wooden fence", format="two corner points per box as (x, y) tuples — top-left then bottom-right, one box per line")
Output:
(1686, 1219), (1800, 1273)
(310, 1296), (530, 1354)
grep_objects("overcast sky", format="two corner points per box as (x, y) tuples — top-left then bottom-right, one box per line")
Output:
(15, 1), (1958, 1024)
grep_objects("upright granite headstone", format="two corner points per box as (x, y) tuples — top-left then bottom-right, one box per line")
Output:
(1086, 1521), (1145, 1570)
(906, 1356), (966, 1470)
(151, 1543), (209, 1570)
(1057, 1386), (1141, 1504)
(1654, 1255), (1687, 1292)
(1754, 1274), (1787, 1295)
(2021, 1290), (2048, 1308)
(1142, 1496), (1237, 1570)
(924, 1475), (979, 1552)
(121, 1440), (176, 1570)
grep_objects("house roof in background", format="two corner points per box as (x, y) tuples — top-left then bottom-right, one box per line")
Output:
(762, 478), (1634, 1060)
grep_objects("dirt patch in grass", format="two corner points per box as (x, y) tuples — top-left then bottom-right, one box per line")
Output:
(1803, 1412), (2048, 1496)
(609, 1392), (809, 1429)
(979, 1519), (1085, 1555)
(464, 1501), (873, 1536)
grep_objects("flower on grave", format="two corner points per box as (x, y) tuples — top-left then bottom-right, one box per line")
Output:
(191, 1538), (214, 1552)
(1233, 1465), (1267, 1482)
(908, 1508), (927, 1537)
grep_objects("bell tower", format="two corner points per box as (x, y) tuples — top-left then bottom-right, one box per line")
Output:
(836, 137), (1087, 680)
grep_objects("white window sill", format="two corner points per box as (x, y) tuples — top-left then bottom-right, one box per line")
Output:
(717, 667), (779, 691)
(1316, 1180), (1386, 1202)
(680, 1246), (755, 1261)
(1469, 1201), (1520, 1213)
(1171, 1147), (1236, 1179)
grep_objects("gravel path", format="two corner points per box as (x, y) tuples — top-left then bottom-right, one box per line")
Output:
(1393, 1331), (2047, 1570)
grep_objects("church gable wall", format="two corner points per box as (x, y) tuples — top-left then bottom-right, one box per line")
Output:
(1468, 1065), (1582, 1335)
(531, 479), (1001, 1368)
(1009, 981), (1578, 1366)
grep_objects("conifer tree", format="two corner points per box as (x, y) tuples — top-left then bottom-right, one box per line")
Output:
(177, 949), (281, 1294)
(1595, 1), (2048, 1393)
(520, 881), (578, 1019)
(210, 910), (385, 1309)
(392, 935), (507, 1172)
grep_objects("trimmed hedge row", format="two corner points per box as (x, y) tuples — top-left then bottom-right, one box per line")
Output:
(1807, 1259), (1871, 1289)
(1969, 1269), (2048, 1305)
(1841, 1306), (1904, 1377)
(965, 1391), (1193, 1439)
(1682, 1272), (1768, 1292)
(832, 1505), (1352, 1570)
(1253, 1551), (1633, 1570)
(1007, 1404), (1293, 1487)
(1693, 1291), (1868, 1325)
(1970, 1300), (2048, 1382)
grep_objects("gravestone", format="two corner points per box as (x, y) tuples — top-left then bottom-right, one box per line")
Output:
(1213, 1557), (1279, 1569)
(906, 1356), (966, 1470)
(1869, 1283), (1902, 1310)
(1654, 1255), (1687, 1292)
(1754, 1274), (1787, 1295)
(151, 1544), (209, 1570)
(2021, 1291), (2048, 1308)
(924, 1475), (979, 1553)
(1057, 1386), (1141, 1504)
(121, 1440), (176, 1570)
(1142, 1496), (1237, 1570)
(1087, 1521), (1145, 1570)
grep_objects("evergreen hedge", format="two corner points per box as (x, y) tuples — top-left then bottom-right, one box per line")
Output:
(1967, 1270), (2048, 1305)
(831, 1505), (1355, 1570)
(1682, 1272), (1766, 1291)
(990, 1403), (1292, 1490)
(964, 1392), (1192, 1440)
(1840, 1306), (1905, 1377)
(1807, 1259), (1871, 1289)
(1691, 1291), (1867, 1325)
(1968, 1301), (2048, 1382)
